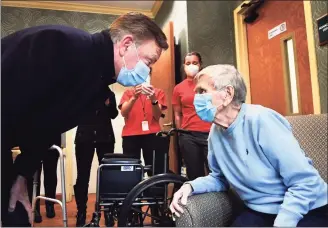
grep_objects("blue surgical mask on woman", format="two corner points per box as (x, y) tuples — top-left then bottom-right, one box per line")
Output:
(194, 93), (218, 123)
(116, 43), (150, 87)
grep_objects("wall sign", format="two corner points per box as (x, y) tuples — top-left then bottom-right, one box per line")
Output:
(268, 22), (287, 39)
(317, 14), (328, 46)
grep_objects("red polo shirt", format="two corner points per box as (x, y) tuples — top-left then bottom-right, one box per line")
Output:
(119, 88), (167, 137)
(172, 79), (212, 132)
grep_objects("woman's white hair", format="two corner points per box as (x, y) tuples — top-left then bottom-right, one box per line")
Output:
(195, 64), (247, 105)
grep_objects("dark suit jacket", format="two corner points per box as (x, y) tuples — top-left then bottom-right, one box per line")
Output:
(2, 25), (116, 177)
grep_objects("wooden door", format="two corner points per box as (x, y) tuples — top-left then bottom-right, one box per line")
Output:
(151, 22), (178, 173)
(246, 1), (313, 115)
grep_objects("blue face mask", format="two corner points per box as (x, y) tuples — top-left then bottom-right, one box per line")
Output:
(193, 93), (217, 123)
(116, 44), (150, 87)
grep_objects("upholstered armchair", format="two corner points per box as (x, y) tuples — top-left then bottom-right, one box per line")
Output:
(175, 114), (328, 227)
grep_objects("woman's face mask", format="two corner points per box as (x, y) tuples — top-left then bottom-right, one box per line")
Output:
(185, 64), (199, 77)
(116, 43), (150, 87)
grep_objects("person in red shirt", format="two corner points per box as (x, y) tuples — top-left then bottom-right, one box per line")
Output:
(172, 52), (211, 180)
(119, 75), (167, 175)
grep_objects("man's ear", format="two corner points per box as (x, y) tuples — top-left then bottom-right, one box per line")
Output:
(118, 35), (134, 57)
(224, 86), (235, 106)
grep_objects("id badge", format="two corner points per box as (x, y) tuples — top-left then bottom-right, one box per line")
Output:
(142, 121), (149, 131)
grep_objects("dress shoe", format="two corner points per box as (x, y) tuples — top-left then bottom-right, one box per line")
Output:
(46, 204), (56, 218)
(76, 211), (86, 227)
(104, 212), (115, 227)
(34, 210), (43, 223)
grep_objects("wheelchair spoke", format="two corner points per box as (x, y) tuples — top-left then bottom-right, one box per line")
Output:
(130, 206), (161, 221)
(114, 173), (187, 227)
(121, 180), (185, 226)
(142, 206), (151, 221)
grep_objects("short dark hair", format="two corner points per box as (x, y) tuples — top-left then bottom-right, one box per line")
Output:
(184, 52), (203, 66)
(109, 12), (168, 50)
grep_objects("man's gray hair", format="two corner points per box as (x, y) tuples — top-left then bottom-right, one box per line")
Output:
(196, 64), (247, 105)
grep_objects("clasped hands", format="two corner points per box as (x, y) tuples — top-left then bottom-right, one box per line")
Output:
(133, 84), (156, 101)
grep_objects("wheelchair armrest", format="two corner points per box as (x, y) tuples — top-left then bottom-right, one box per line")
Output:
(144, 165), (152, 171)
(175, 192), (233, 227)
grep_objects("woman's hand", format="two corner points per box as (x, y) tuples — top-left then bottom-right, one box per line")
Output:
(133, 85), (143, 100)
(9, 175), (33, 224)
(169, 183), (193, 218)
(141, 84), (156, 100)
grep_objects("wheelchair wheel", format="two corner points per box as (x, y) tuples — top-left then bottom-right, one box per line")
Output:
(118, 173), (188, 227)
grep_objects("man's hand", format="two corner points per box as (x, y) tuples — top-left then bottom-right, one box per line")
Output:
(169, 183), (193, 218)
(105, 98), (110, 106)
(9, 175), (32, 224)
(141, 85), (156, 101)
(133, 85), (143, 100)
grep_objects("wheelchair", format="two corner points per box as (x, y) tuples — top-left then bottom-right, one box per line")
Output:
(85, 128), (190, 227)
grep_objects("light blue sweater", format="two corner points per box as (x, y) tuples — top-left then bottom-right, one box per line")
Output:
(189, 104), (327, 227)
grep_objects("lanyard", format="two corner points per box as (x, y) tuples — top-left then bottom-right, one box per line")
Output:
(139, 95), (147, 120)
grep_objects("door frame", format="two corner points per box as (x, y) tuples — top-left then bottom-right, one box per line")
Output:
(233, 0), (321, 114)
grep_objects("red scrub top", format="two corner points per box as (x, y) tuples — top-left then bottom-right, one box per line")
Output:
(119, 88), (167, 137)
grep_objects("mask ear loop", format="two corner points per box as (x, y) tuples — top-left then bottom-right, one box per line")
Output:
(122, 43), (139, 69)
(122, 55), (127, 68)
(133, 43), (141, 62)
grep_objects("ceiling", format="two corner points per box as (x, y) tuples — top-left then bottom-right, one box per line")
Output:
(70, 1), (156, 10)
(1, 1), (162, 18)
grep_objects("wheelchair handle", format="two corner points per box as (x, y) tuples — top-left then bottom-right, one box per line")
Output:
(156, 128), (191, 137)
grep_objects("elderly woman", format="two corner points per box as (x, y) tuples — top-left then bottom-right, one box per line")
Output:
(170, 65), (328, 227)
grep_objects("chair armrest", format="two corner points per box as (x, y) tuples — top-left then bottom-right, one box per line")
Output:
(175, 192), (233, 227)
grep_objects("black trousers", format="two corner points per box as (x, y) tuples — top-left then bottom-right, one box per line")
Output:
(179, 131), (209, 180)
(27, 147), (59, 211)
(122, 134), (167, 175)
(74, 142), (114, 211)
(231, 205), (328, 227)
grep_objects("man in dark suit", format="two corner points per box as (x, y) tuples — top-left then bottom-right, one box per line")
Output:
(1, 12), (168, 226)
(74, 88), (118, 227)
